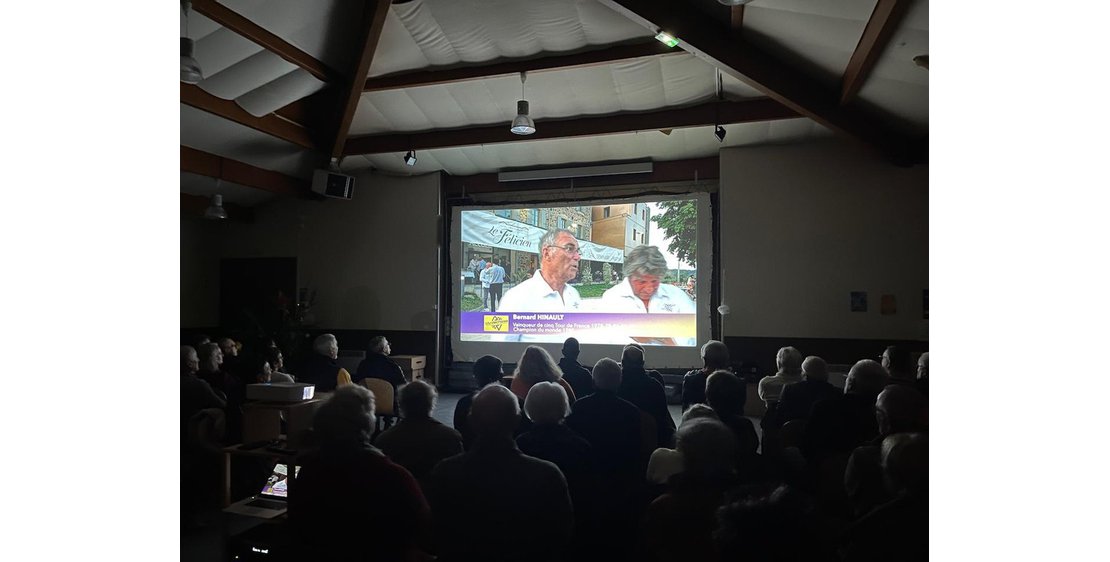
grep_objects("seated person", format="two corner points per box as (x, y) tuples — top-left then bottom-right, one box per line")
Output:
(618, 345), (675, 449)
(774, 355), (841, 425)
(263, 347), (295, 383)
(646, 404), (719, 485)
(509, 346), (577, 405)
(640, 418), (737, 562)
(516, 382), (594, 551)
(845, 385), (928, 518)
(705, 370), (761, 482)
(682, 340), (731, 411)
(181, 345), (225, 423)
(803, 359), (888, 464)
(842, 433), (928, 562)
(715, 485), (826, 562)
(196, 342), (229, 396)
(375, 380), (464, 492)
(354, 336), (406, 389)
(430, 385), (573, 562)
(758, 346), (804, 408)
(881, 345), (918, 386)
(288, 385), (430, 561)
(218, 337), (244, 378)
(454, 355), (531, 450)
(296, 334), (352, 393)
(557, 337), (594, 400)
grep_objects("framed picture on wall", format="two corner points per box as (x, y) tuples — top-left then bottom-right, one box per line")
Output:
(851, 291), (867, 312)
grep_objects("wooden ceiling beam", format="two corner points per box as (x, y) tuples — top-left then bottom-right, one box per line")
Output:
(343, 98), (797, 155)
(180, 146), (310, 197)
(730, 6), (744, 32)
(181, 84), (316, 150)
(596, 0), (914, 163)
(181, 192), (254, 221)
(191, 0), (340, 83)
(840, 0), (912, 105)
(331, 0), (392, 160)
(363, 41), (680, 92)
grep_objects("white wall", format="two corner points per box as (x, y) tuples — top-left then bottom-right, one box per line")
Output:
(719, 140), (928, 341)
(180, 171), (441, 331)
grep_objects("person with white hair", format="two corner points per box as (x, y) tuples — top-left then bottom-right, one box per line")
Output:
(803, 359), (889, 463)
(376, 380), (463, 492)
(181, 345), (226, 422)
(430, 384), (573, 562)
(641, 418), (738, 562)
(681, 340), (731, 411)
(517, 382), (594, 553)
(297, 333), (352, 392)
(497, 228), (583, 313)
(289, 385), (431, 560)
(916, 352), (929, 396)
(353, 336), (406, 408)
(775, 355), (841, 425)
(757, 346), (804, 407)
(599, 245), (695, 313)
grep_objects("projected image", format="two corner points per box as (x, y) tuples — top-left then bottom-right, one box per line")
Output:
(459, 201), (697, 345)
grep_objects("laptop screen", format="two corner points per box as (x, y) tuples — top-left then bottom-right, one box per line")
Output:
(259, 463), (301, 499)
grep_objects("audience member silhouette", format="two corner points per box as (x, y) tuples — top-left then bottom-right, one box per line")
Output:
(288, 384), (430, 561)
(217, 337), (244, 379)
(915, 352), (929, 396)
(430, 384), (573, 562)
(804, 359), (888, 464)
(646, 404), (719, 485)
(758, 346), (804, 407)
(354, 336), (406, 390)
(454, 355), (532, 450)
(297, 334), (352, 392)
(196, 342), (228, 396)
(881, 345), (917, 387)
(715, 484), (828, 562)
(557, 337), (595, 399)
(845, 385), (928, 517)
(842, 433), (928, 562)
(617, 345), (676, 448)
(775, 356), (841, 425)
(681, 340), (731, 411)
(510, 345), (577, 404)
(627, 343), (667, 389)
(516, 382), (595, 558)
(640, 418), (738, 562)
(565, 358), (643, 557)
(375, 380), (464, 493)
(263, 347), (295, 383)
(181, 345), (225, 419)
(705, 370), (761, 481)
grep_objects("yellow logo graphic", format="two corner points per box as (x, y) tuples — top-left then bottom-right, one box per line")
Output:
(484, 315), (509, 332)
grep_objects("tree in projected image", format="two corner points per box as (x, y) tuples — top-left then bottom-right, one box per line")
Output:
(651, 200), (697, 266)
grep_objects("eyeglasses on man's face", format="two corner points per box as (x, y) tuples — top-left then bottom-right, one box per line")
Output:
(547, 244), (580, 256)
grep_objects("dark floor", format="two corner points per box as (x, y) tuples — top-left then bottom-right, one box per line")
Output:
(183, 392), (763, 560)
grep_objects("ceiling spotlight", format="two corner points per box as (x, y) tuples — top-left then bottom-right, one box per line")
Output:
(510, 71), (536, 135)
(714, 125), (726, 143)
(204, 194), (227, 220)
(403, 150), (417, 166)
(654, 31), (679, 48)
(913, 55), (929, 70)
(717, 0), (754, 5)
(181, 1), (203, 84)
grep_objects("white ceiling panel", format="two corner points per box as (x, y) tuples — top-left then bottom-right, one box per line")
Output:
(742, 6), (870, 85)
(371, 0), (654, 77)
(215, 0), (365, 71)
(180, 105), (319, 179)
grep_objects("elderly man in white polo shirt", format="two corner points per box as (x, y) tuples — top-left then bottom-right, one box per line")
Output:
(497, 228), (583, 312)
(600, 245), (695, 313)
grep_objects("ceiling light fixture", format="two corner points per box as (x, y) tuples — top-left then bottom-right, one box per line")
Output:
(913, 55), (929, 70)
(717, 0), (754, 6)
(654, 31), (679, 48)
(713, 68), (726, 143)
(204, 194), (227, 220)
(181, 1), (203, 84)
(403, 150), (417, 166)
(510, 71), (536, 135)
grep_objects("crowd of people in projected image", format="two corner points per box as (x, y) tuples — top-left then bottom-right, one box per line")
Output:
(182, 330), (928, 562)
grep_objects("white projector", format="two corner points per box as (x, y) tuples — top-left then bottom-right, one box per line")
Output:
(246, 382), (316, 403)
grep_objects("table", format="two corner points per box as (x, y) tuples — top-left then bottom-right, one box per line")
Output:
(221, 438), (301, 507)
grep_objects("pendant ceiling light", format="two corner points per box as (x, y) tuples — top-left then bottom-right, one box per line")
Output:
(181, 1), (203, 84)
(510, 71), (536, 135)
(204, 194), (227, 220)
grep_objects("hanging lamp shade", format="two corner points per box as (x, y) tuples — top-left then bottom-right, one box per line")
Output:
(510, 100), (536, 135)
(181, 37), (203, 84)
(204, 194), (227, 219)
